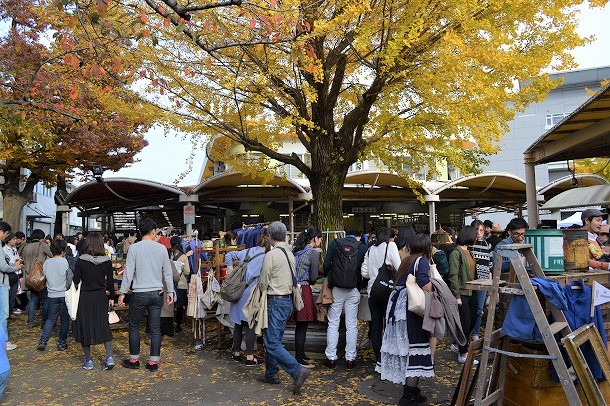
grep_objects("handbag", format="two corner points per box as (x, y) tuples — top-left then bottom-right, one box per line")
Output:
(406, 256), (426, 316)
(278, 248), (304, 312)
(25, 242), (46, 291)
(65, 281), (81, 321)
(108, 305), (120, 324)
(429, 257), (443, 280)
(369, 244), (396, 305)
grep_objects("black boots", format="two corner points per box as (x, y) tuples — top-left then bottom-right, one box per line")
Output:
(398, 385), (427, 406)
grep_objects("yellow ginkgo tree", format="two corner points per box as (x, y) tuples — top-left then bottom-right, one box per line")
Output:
(78, 0), (606, 230)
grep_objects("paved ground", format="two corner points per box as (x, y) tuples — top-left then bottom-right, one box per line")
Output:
(1, 313), (462, 405)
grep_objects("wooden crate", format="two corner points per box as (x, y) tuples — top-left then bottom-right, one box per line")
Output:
(504, 343), (557, 388)
(503, 342), (610, 404)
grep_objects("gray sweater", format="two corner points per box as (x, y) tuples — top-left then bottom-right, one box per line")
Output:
(120, 240), (174, 295)
(44, 257), (71, 298)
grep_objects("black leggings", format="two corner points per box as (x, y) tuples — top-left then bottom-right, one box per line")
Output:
(175, 289), (187, 328)
(232, 321), (255, 355)
(458, 294), (477, 354)
(294, 321), (308, 360)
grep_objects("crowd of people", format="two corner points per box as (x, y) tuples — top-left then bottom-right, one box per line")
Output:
(0, 209), (609, 403)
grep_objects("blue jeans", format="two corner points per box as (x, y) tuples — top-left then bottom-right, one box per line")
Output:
(472, 290), (487, 337)
(128, 291), (164, 362)
(0, 370), (10, 398)
(0, 287), (9, 337)
(27, 288), (48, 325)
(264, 296), (301, 380)
(41, 297), (70, 344)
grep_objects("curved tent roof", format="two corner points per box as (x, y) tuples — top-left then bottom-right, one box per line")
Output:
(433, 172), (526, 200)
(65, 178), (186, 212)
(343, 171), (431, 201)
(540, 185), (610, 210)
(538, 174), (609, 200)
(192, 172), (310, 202)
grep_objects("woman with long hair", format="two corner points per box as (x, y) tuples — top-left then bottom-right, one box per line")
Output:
(72, 232), (116, 370)
(291, 227), (323, 368)
(380, 234), (434, 405)
(361, 227), (402, 369)
(395, 225), (416, 261)
(448, 225), (478, 364)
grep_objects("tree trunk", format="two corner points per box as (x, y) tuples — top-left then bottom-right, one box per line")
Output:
(2, 189), (28, 232)
(309, 166), (348, 236)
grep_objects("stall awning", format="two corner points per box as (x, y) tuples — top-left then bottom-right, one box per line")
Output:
(432, 172), (526, 201)
(524, 82), (610, 165)
(65, 178), (187, 212)
(540, 185), (610, 210)
(192, 172), (311, 202)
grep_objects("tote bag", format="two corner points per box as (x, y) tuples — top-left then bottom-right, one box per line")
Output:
(428, 257), (443, 280)
(65, 281), (81, 321)
(369, 244), (396, 305)
(406, 257), (426, 317)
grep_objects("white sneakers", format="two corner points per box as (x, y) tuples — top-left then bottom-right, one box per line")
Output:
(6, 342), (16, 351)
(451, 343), (479, 365)
(457, 355), (479, 365)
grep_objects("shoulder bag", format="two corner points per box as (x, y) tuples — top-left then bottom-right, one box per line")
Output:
(25, 242), (46, 291)
(406, 256), (426, 316)
(369, 243), (397, 304)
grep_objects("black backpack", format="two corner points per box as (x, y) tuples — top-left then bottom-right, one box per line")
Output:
(328, 238), (362, 289)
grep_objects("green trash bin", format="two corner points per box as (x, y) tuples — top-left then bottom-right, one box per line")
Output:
(525, 229), (565, 275)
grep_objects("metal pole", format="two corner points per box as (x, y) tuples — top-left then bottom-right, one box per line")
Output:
(429, 201), (436, 233)
(288, 198), (294, 240)
(424, 195), (440, 233)
(524, 159), (539, 228)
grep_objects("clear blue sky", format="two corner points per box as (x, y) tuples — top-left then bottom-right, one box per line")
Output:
(109, 3), (610, 186)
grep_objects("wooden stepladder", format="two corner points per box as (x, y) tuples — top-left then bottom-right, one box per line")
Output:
(473, 243), (581, 406)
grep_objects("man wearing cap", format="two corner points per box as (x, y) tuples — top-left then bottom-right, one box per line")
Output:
(581, 208), (610, 270)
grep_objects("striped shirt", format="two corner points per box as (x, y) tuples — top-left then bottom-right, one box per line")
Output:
(469, 239), (492, 279)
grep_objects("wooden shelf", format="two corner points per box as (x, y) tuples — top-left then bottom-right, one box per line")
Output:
(197, 244), (243, 282)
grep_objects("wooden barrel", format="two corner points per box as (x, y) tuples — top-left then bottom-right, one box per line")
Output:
(562, 229), (589, 271)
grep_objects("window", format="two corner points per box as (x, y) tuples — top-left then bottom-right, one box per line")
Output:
(545, 113), (568, 129)
(282, 153), (310, 179)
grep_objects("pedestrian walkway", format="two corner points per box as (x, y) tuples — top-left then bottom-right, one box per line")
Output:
(2, 313), (460, 405)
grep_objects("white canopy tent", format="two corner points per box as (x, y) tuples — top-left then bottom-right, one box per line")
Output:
(557, 212), (582, 228)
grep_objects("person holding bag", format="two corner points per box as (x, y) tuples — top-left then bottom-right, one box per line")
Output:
(379, 234), (434, 405)
(290, 227), (323, 368)
(21, 229), (52, 327)
(448, 225), (478, 364)
(224, 234), (270, 367)
(257, 221), (311, 394)
(72, 232), (116, 371)
(361, 227), (401, 370)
